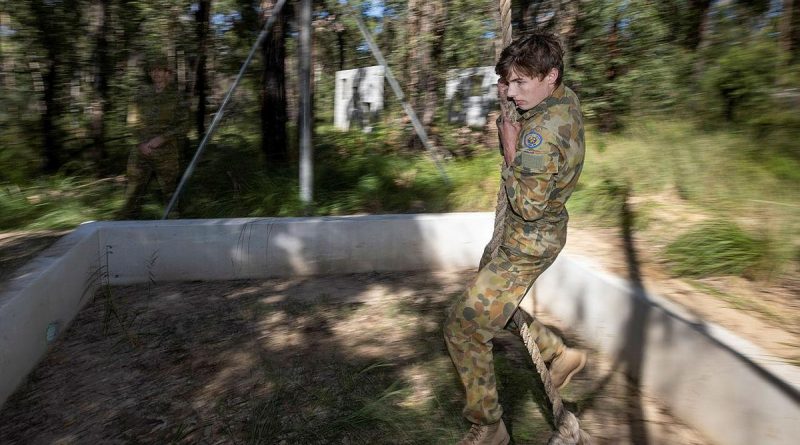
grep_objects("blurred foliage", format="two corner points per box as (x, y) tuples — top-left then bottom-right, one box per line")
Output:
(665, 219), (770, 278)
(0, 177), (123, 230)
(1, 0), (798, 282)
(2, 0), (798, 175)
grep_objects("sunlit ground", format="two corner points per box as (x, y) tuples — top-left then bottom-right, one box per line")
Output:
(0, 272), (709, 444)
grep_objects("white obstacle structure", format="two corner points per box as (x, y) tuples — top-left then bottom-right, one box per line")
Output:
(334, 66), (385, 131)
(333, 65), (501, 131)
(445, 66), (500, 127)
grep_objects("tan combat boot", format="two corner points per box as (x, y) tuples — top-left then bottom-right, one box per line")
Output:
(549, 347), (587, 390)
(457, 419), (510, 445)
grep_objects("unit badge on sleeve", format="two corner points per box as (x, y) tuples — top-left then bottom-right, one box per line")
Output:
(521, 129), (543, 149)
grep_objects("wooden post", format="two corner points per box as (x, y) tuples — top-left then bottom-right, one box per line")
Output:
(298, 0), (314, 209)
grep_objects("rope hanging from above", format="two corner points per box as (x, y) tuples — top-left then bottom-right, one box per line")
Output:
(485, 3), (592, 443)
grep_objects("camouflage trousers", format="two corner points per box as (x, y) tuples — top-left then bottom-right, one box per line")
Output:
(443, 245), (564, 425)
(121, 141), (180, 218)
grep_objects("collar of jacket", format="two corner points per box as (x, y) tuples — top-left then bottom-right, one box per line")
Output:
(517, 83), (566, 121)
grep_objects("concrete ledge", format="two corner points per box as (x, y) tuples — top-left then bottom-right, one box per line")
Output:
(94, 213), (494, 284)
(0, 224), (101, 410)
(1, 214), (798, 445)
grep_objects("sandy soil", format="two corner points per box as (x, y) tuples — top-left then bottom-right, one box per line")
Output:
(0, 272), (709, 444)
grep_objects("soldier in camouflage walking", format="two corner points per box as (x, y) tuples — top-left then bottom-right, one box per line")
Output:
(444, 32), (587, 445)
(120, 55), (185, 219)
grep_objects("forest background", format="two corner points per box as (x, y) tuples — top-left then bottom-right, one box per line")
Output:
(0, 0), (798, 289)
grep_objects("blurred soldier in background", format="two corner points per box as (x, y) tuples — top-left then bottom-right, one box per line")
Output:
(119, 55), (186, 219)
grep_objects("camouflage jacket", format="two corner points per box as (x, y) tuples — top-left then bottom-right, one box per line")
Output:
(500, 84), (585, 258)
(129, 85), (187, 145)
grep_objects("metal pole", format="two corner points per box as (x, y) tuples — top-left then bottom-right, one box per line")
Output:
(352, 13), (449, 185)
(162, 0), (288, 219)
(298, 0), (313, 208)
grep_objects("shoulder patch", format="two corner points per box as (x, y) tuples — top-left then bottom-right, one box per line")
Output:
(521, 129), (543, 149)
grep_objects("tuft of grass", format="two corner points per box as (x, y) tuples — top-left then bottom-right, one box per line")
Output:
(0, 177), (123, 230)
(665, 219), (769, 278)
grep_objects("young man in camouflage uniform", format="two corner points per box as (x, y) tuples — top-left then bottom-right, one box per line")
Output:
(443, 32), (587, 445)
(120, 56), (185, 219)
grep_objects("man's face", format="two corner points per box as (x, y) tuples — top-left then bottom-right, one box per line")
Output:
(149, 67), (171, 91)
(505, 67), (558, 111)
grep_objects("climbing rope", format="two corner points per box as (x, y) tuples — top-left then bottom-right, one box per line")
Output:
(484, 4), (592, 444)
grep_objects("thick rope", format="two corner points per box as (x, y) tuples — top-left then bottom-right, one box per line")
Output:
(479, 0), (515, 270)
(485, 3), (591, 443)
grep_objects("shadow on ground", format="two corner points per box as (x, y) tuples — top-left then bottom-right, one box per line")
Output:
(0, 264), (708, 444)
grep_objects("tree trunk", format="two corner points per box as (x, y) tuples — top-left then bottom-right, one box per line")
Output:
(794, 0), (800, 63)
(298, 0), (313, 207)
(195, 0), (211, 138)
(41, 55), (61, 173)
(405, 0), (446, 150)
(780, 0), (794, 58)
(31, 1), (64, 174)
(260, 0), (288, 166)
(691, 0), (714, 78)
(421, 0), (446, 128)
(336, 29), (345, 71)
(687, 0), (713, 50)
(90, 0), (112, 176)
(600, 13), (621, 132)
(0, 12), (14, 91)
(556, 0), (579, 66)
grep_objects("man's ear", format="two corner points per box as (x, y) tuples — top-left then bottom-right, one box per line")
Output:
(546, 68), (559, 86)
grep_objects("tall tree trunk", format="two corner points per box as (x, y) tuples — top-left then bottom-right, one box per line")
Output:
(691, 0), (714, 78)
(41, 53), (61, 173)
(421, 0), (446, 128)
(260, 0), (288, 166)
(195, 0), (211, 138)
(555, 0), (579, 67)
(793, 0), (800, 63)
(405, 0), (446, 149)
(31, 1), (64, 174)
(90, 0), (112, 176)
(297, 0), (313, 207)
(687, 0), (713, 50)
(780, 0), (795, 58)
(0, 12), (14, 91)
(336, 26), (345, 71)
(600, 13), (621, 132)
(405, 0), (420, 92)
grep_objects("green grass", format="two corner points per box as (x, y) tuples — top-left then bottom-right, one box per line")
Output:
(570, 119), (798, 279)
(1, 117), (797, 281)
(0, 177), (124, 230)
(575, 120), (800, 206)
(664, 219), (770, 278)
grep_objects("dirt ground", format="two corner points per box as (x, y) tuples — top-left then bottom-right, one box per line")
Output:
(0, 271), (710, 444)
(0, 222), (797, 444)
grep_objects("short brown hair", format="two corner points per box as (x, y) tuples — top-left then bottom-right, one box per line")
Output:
(496, 31), (564, 86)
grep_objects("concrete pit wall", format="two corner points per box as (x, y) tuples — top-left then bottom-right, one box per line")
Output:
(1, 214), (798, 445)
